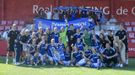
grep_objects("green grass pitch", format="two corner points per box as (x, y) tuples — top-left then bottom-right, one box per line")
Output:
(0, 57), (135, 75)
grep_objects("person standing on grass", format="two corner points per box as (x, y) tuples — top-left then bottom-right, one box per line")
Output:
(6, 24), (19, 64)
(113, 36), (126, 68)
(115, 24), (128, 65)
(26, 38), (37, 66)
(20, 29), (30, 63)
(14, 30), (23, 65)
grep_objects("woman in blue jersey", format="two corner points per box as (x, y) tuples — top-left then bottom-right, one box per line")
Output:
(74, 28), (83, 42)
(51, 27), (60, 43)
(46, 39), (56, 65)
(91, 34), (101, 51)
(57, 38), (65, 61)
(84, 46), (93, 59)
(47, 39), (62, 65)
(37, 35), (47, 65)
(24, 38), (36, 66)
(71, 46), (86, 66)
(63, 46), (71, 66)
(33, 51), (42, 66)
(75, 38), (85, 51)
(87, 47), (102, 69)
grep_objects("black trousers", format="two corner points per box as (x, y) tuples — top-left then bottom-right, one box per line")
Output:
(15, 47), (22, 62)
(103, 57), (118, 67)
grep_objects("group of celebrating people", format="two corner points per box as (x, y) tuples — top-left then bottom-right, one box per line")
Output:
(5, 23), (128, 69)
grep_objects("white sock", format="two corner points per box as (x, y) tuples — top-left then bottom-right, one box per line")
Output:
(6, 59), (8, 64)
(13, 58), (16, 64)
(120, 64), (123, 68)
(126, 59), (128, 65)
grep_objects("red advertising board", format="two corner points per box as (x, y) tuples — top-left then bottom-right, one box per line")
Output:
(125, 21), (135, 57)
(0, 0), (135, 57)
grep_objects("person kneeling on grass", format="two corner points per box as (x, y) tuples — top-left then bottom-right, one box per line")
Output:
(37, 35), (48, 66)
(47, 39), (63, 66)
(71, 46), (86, 66)
(52, 47), (63, 66)
(33, 50), (42, 66)
(84, 46), (93, 59)
(24, 52), (33, 66)
(63, 46), (71, 66)
(23, 38), (36, 66)
(57, 38), (66, 61)
(87, 47), (102, 69)
(102, 43), (118, 67)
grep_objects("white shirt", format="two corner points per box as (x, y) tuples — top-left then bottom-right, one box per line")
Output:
(46, 11), (52, 19)
(53, 12), (59, 20)
(88, 18), (94, 23)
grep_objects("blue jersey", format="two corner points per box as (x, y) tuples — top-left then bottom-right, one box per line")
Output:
(91, 39), (101, 48)
(39, 43), (46, 55)
(103, 48), (116, 57)
(33, 53), (42, 63)
(70, 12), (76, 20)
(75, 42), (84, 51)
(57, 43), (65, 60)
(47, 44), (57, 57)
(85, 49), (93, 58)
(73, 51), (83, 62)
(52, 32), (59, 43)
(74, 33), (82, 39)
(64, 51), (71, 61)
(89, 53), (100, 63)
(14, 34), (22, 49)
(58, 43), (65, 54)
(96, 46), (104, 53)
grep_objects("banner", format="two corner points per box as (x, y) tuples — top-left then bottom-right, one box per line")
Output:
(34, 18), (95, 30)
(125, 21), (135, 57)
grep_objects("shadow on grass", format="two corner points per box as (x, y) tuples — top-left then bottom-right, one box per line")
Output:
(18, 64), (76, 69)
(0, 56), (135, 71)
